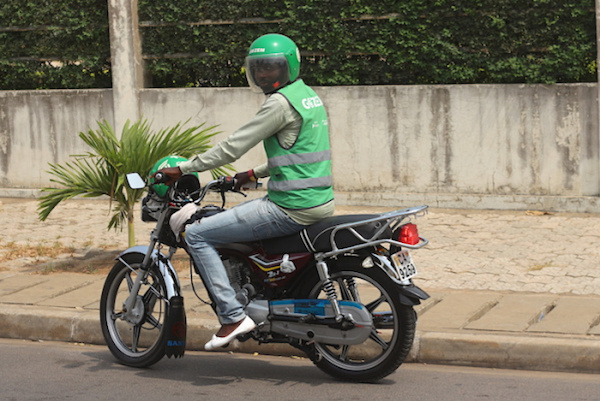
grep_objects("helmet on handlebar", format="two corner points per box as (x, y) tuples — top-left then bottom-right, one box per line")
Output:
(173, 173), (201, 200)
(149, 155), (191, 198)
(245, 33), (301, 94)
(143, 156), (201, 222)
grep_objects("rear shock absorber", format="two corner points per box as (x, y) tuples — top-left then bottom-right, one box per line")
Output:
(316, 261), (343, 322)
(344, 277), (360, 303)
(322, 279), (337, 301)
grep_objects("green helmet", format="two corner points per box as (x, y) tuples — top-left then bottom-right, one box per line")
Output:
(148, 155), (188, 198)
(245, 33), (301, 94)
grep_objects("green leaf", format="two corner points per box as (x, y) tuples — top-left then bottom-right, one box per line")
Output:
(37, 117), (225, 246)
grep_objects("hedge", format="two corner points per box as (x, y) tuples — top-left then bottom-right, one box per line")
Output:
(0, 0), (596, 89)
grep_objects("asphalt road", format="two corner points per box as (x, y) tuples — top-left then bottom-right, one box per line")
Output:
(1, 339), (599, 401)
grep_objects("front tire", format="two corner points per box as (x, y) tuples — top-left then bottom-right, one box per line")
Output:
(300, 260), (417, 382)
(100, 253), (169, 367)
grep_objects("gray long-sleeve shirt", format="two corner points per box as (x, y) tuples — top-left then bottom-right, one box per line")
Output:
(179, 93), (334, 225)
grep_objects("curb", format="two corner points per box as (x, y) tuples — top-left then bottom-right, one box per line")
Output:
(2, 304), (600, 374)
(413, 331), (600, 373)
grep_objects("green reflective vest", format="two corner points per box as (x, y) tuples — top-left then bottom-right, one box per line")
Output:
(264, 79), (334, 210)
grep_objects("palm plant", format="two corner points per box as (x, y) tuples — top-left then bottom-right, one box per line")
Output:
(38, 118), (231, 247)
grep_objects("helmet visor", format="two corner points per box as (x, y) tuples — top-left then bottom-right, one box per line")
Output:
(245, 55), (290, 94)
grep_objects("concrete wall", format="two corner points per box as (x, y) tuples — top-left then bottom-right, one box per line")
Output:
(1, 84), (599, 212)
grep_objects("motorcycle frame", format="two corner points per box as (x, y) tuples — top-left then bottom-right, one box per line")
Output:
(119, 175), (429, 327)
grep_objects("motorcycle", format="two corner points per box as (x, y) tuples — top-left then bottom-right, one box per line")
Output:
(99, 172), (429, 382)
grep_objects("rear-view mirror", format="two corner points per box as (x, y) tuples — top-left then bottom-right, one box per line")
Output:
(126, 173), (146, 189)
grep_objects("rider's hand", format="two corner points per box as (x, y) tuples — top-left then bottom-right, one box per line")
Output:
(152, 167), (182, 185)
(233, 169), (256, 191)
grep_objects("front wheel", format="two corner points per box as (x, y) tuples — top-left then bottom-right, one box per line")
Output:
(300, 260), (417, 382)
(100, 253), (169, 367)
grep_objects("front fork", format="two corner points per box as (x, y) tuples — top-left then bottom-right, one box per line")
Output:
(122, 205), (179, 317)
(121, 240), (159, 317)
(122, 271), (148, 321)
(120, 242), (180, 321)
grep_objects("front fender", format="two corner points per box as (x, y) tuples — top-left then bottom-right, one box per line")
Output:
(118, 246), (182, 300)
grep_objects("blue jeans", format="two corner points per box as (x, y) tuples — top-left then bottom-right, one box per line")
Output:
(184, 196), (306, 324)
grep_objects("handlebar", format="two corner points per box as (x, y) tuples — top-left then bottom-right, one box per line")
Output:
(130, 170), (261, 207)
(186, 176), (248, 208)
(199, 176), (261, 196)
(154, 172), (258, 191)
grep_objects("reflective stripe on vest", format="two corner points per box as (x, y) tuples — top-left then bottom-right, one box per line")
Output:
(267, 149), (332, 168)
(268, 175), (334, 192)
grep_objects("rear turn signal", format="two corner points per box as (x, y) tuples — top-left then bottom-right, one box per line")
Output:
(399, 223), (419, 245)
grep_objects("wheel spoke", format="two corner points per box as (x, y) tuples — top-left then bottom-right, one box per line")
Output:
(141, 280), (164, 329)
(125, 271), (134, 291)
(369, 328), (390, 351)
(145, 313), (162, 330)
(338, 345), (350, 362)
(142, 285), (160, 310)
(364, 295), (386, 313)
(131, 325), (141, 352)
(145, 282), (162, 299)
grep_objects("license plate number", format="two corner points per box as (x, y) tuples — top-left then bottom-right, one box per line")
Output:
(391, 250), (417, 280)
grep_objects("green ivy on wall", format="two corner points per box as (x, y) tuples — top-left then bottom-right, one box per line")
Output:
(0, 0), (112, 89)
(0, 0), (596, 90)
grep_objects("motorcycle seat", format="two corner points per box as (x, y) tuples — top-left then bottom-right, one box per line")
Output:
(262, 214), (391, 254)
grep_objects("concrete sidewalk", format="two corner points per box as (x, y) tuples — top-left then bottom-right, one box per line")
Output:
(1, 197), (600, 373)
(1, 270), (600, 374)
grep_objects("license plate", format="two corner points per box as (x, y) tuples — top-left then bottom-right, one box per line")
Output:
(391, 250), (417, 280)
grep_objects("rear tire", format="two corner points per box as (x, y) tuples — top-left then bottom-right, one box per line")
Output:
(100, 253), (168, 367)
(299, 260), (417, 382)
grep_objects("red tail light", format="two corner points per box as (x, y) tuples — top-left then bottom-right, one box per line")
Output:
(399, 223), (419, 245)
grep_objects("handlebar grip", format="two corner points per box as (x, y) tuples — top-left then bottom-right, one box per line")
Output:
(154, 172), (168, 184)
(221, 176), (235, 190)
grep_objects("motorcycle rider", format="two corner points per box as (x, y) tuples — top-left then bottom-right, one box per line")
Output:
(154, 33), (335, 350)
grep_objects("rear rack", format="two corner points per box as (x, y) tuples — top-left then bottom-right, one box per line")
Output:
(318, 205), (429, 259)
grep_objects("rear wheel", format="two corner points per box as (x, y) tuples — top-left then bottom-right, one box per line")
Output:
(301, 261), (417, 382)
(100, 253), (168, 367)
